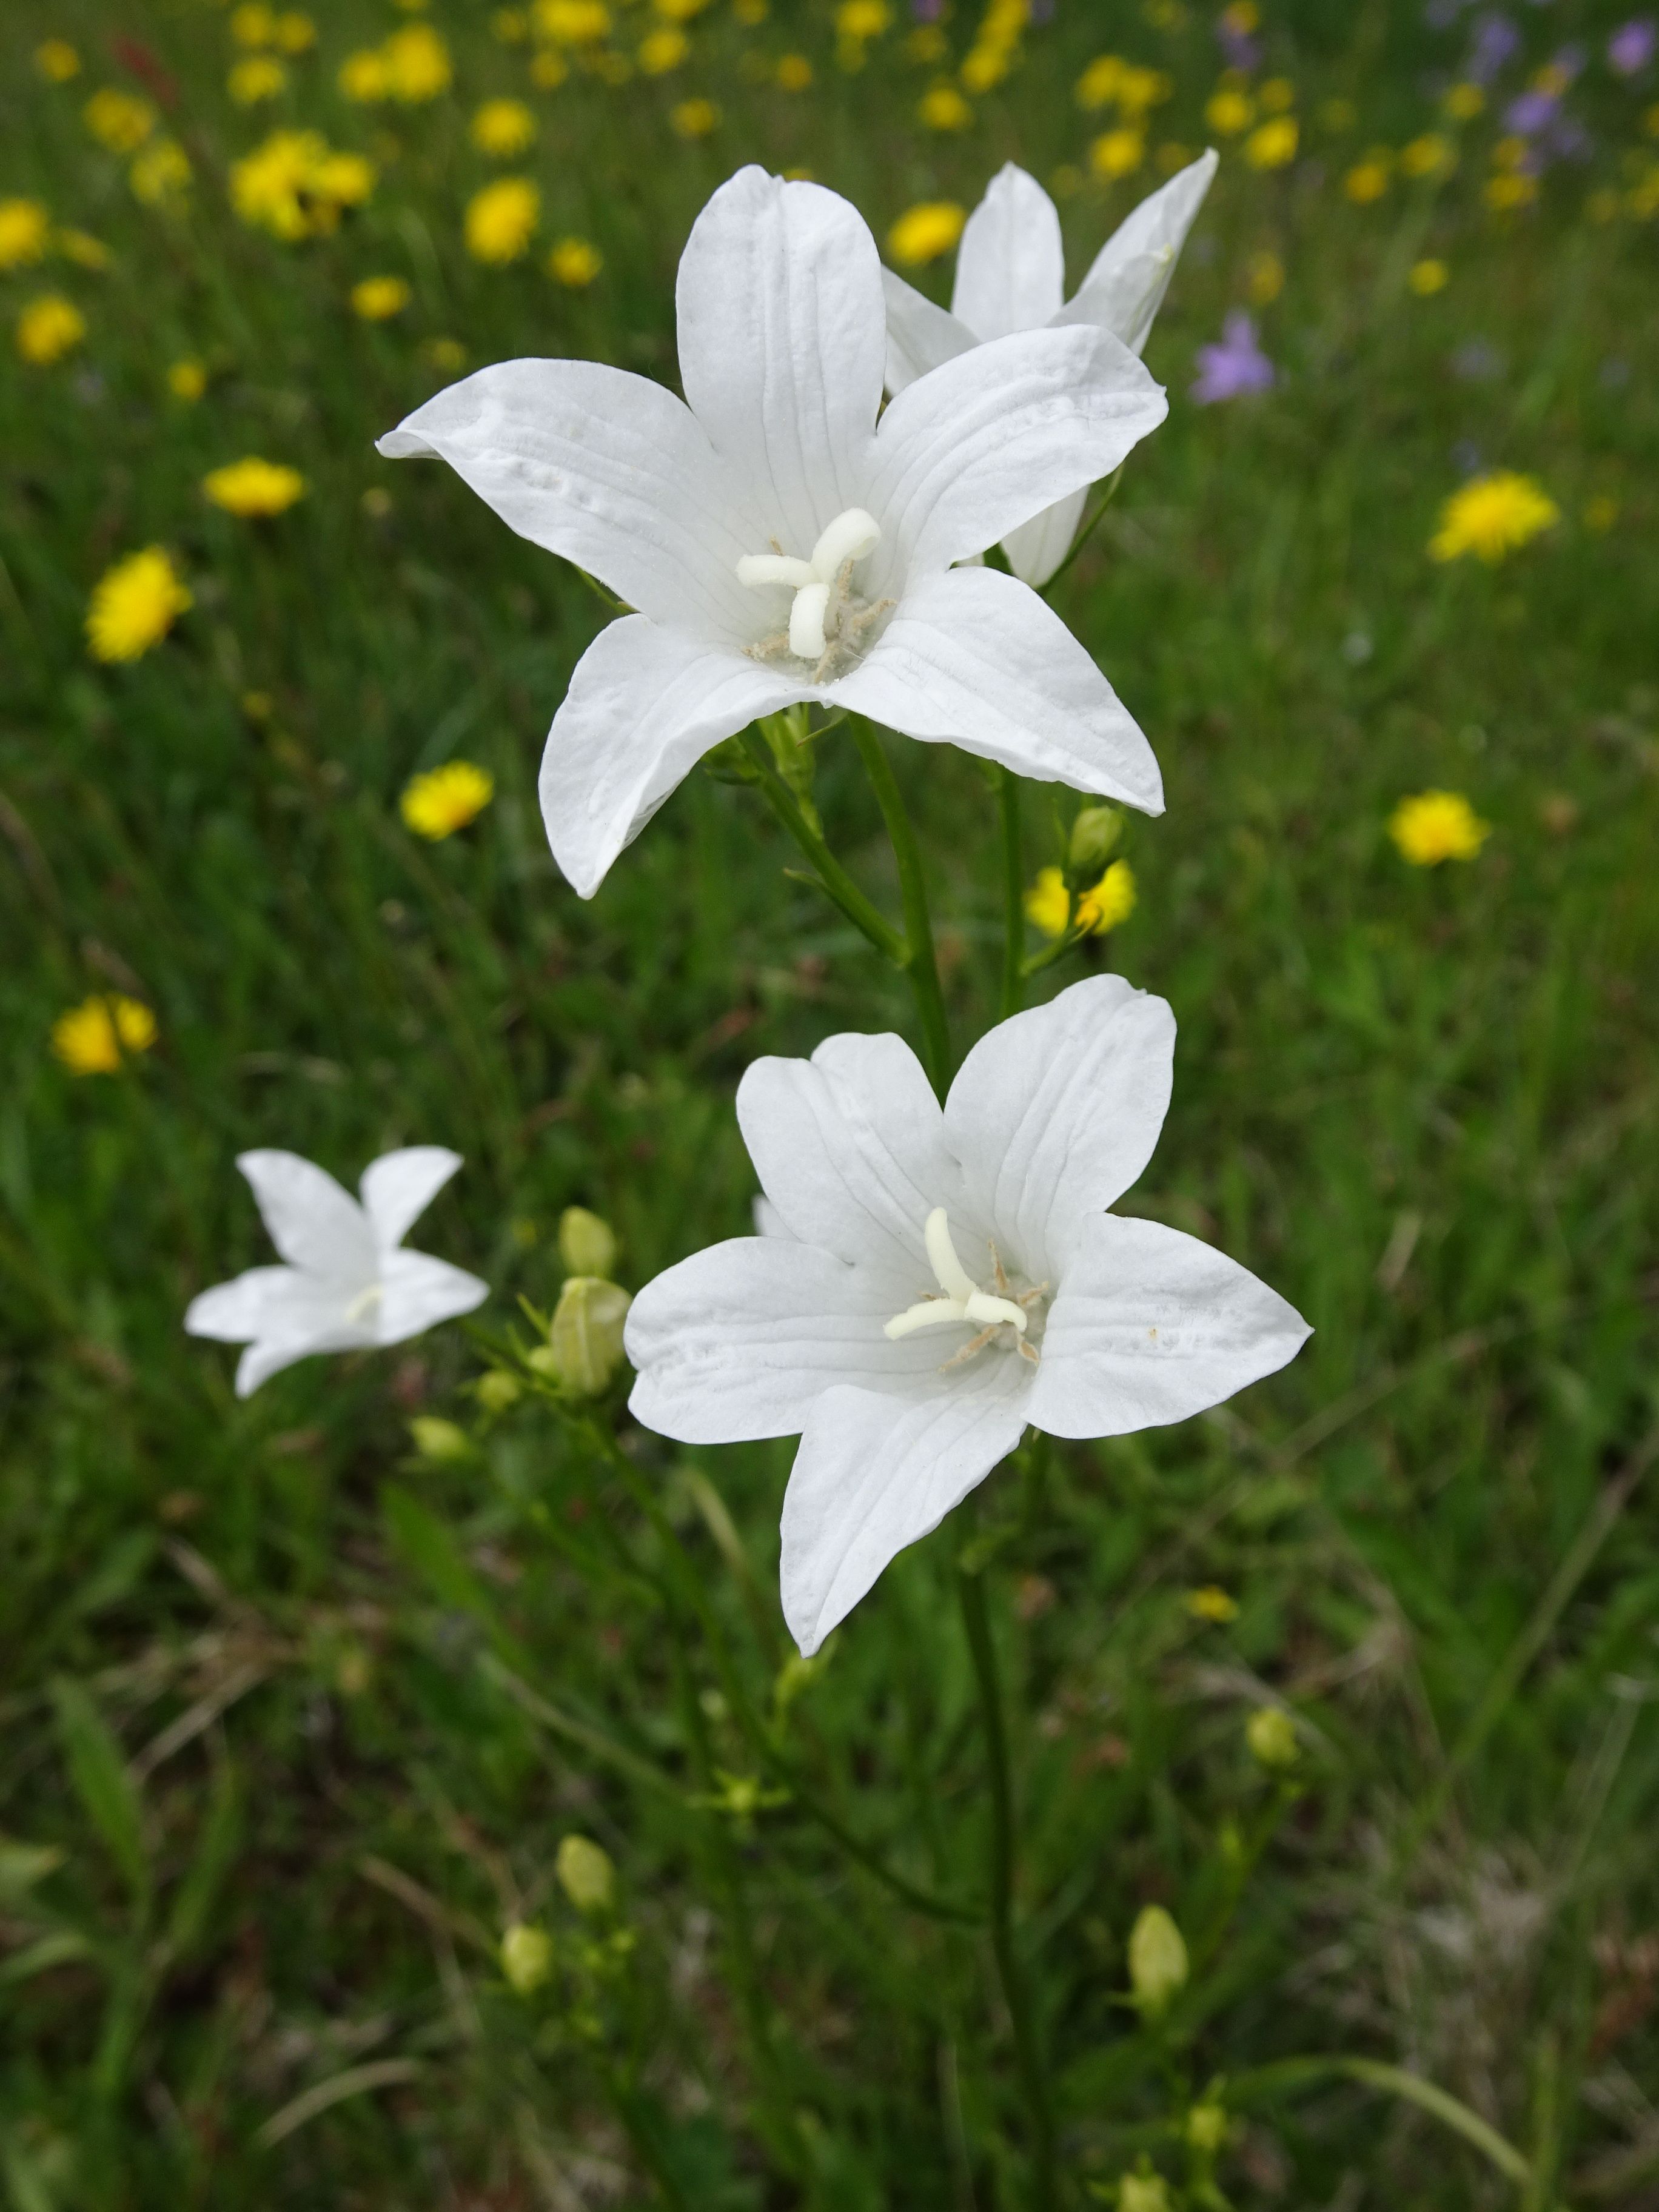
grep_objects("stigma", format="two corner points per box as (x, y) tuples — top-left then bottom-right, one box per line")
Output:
(884, 1208), (1044, 1370)
(737, 508), (891, 677)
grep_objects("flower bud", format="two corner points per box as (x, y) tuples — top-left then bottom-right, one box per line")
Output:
(546, 1277), (631, 1396)
(1246, 1705), (1300, 1769)
(1068, 802), (1123, 874)
(1185, 2102), (1228, 2154)
(407, 1415), (471, 1463)
(475, 1369), (522, 1413)
(558, 1205), (618, 1279)
(1127, 1904), (1188, 2017)
(1118, 2172), (1171, 2212)
(500, 1921), (552, 1994)
(555, 1833), (615, 1915)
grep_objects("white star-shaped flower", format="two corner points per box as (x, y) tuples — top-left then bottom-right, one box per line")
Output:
(184, 1148), (488, 1396)
(376, 165), (1171, 899)
(883, 153), (1219, 586)
(625, 976), (1310, 1656)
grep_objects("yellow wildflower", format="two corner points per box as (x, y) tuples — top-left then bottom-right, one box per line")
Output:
(887, 200), (965, 265)
(670, 98), (720, 136)
(57, 229), (112, 269)
(837, 0), (890, 34)
(1258, 76), (1295, 114)
(1484, 172), (1537, 212)
(919, 82), (972, 128)
(777, 53), (814, 91)
(960, 43), (1010, 93)
(907, 22), (947, 59)
(422, 336), (467, 370)
(1076, 859), (1135, 934)
(465, 177), (540, 263)
(1076, 54), (1123, 110)
(229, 55), (287, 103)
(1245, 1706), (1299, 1768)
(1408, 258), (1447, 295)
(655, 0), (712, 16)
(1204, 84), (1253, 135)
(1185, 1586), (1239, 1623)
(85, 548), (192, 662)
(1492, 135), (1528, 170)
(1220, 0), (1258, 28)
(638, 27), (687, 72)
(352, 274), (411, 319)
(1244, 116), (1298, 170)
(383, 24), (452, 100)
(535, 0), (611, 41)
(0, 200), (50, 270)
(36, 40), (82, 82)
(84, 88), (156, 153)
(230, 2), (277, 45)
(231, 131), (375, 240)
(471, 97), (537, 153)
(275, 12), (316, 52)
(1400, 132), (1452, 178)
(1022, 867), (1070, 939)
(1429, 471), (1557, 563)
(1444, 81), (1484, 120)
(1387, 790), (1491, 866)
(16, 295), (85, 366)
(401, 761), (495, 838)
(168, 358), (207, 400)
(1344, 157), (1390, 204)
(1090, 129), (1145, 181)
(1246, 249), (1284, 303)
(203, 457), (308, 517)
(1117, 64), (1171, 116)
(547, 236), (602, 286)
(52, 996), (158, 1076)
(530, 49), (569, 86)
(338, 49), (389, 100)
(130, 139), (192, 207)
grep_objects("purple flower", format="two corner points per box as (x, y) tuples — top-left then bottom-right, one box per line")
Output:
(1609, 19), (1657, 73)
(911, 0), (944, 16)
(1191, 313), (1275, 404)
(1504, 87), (1558, 130)
(1469, 12), (1522, 80)
(1215, 21), (1261, 69)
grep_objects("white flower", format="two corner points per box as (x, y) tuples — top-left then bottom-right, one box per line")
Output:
(376, 166), (1170, 899)
(625, 977), (1310, 1655)
(185, 1148), (488, 1396)
(883, 153), (1219, 587)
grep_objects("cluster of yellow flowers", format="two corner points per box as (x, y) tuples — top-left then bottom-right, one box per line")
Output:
(401, 763), (496, 840)
(338, 22), (452, 102)
(1076, 52), (1175, 182)
(1201, 71), (1299, 172)
(79, 84), (193, 208)
(1024, 861), (1137, 942)
(231, 130), (375, 240)
(52, 995), (159, 1076)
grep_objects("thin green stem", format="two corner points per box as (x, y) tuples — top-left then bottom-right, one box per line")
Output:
(1225, 2056), (1532, 2188)
(849, 719), (953, 1098)
(1038, 463), (1126, 596)
(736, 725), (906, 963)
(955, 1517), (1054, 2210)
(1021, 923), (1088, 981)
(999, 767), (1025, 1019)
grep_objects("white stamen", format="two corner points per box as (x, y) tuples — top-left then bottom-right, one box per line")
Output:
(883, 1207), (1029, 1342)
(344, 1282), (384, 1324)
(789, 580), (832, 661)
(736, 553), (815, 590)
(737, 506), (882, 672)
(809, 507), (881, 582)
(923, 1208), (977, 1302)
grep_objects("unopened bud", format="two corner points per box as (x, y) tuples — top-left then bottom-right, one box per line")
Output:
(1118, 2173), (1171, 2212)
(1068, 803), (1124, 874)
(546, 1277), (631, 1396)
(475, 1370), (522, 1413)
(407, 1415), (471, 1463)
(555, 1834), (615, 1915)
(558, 1205), (618, 1279)
(1246, 1705), (1300, 1769)
(1127, 1904), (1188, 2017)
(1185, 2102), (1228, 2154)
(500, 1922), (552, 1994)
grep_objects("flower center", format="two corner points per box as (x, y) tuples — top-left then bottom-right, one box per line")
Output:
(736, 506), (894, 680)
(883, 1208), (1045, 1372)
(344, 1281), (384, 1324)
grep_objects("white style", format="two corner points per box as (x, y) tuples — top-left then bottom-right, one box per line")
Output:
(185, 1148), (488, 1396)
(377, 166), (1171, 899)
(625, 977), (1310, 1657)
(883, 153), (1219, 586)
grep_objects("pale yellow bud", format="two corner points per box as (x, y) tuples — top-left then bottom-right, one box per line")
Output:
(475, 1369), (522, 1413)
(1127, 1904), (1188, 2016)
(547, 1276), (631, 1396)
(558, 1204), (618, 1278)
(1068, 803), (1124, 873)
(555, 1833), (615, 1914)
(407, 1415), (471, 1461)
(500, 1921), (552, 1993)
(1185, 2102), (1228, 2153)
(1246, 1705), (1300, 1769)
(1118, 2173), (1172, 2212)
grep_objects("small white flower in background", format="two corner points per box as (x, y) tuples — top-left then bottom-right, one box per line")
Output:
(626, 977), (1309, 1656)
(377, 165), (1170, 899)
(882, 153), (1218, 587)
(185, 1148), (487, 1396)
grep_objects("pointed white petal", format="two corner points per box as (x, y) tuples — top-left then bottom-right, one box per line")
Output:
(538, 615), (806, 897)
(236, 1152), (376, 1279)
(360, 1147), (463, 1252)
(881, 268), (974, 394)
(1028, 1214), (1310, 1439)
(377, 358), (754, 638)
(377, 1250), (489, 1342)
(677, 167), (885, 564)
(780, 1371), (1030, 1655)
(832, 566), (1163, 813)
(944, 976), (1175, 1279)
(1000, 487), (1089, 589)
(951, 163), (1065, 341)
(236, 1337), (322, 1396)
(1064, 150), (1219, 355)
(869, 324), (1165, 578)
(736, 1032), (960, 1285)
(184, 1265), (300, 1343)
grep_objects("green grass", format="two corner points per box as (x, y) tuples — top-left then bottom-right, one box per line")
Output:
(2, 0), (1658, 2205)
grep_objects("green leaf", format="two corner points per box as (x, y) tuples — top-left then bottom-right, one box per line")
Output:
(381, 1485), (491, 1619)
(49, 1679), (147, 1902)
(0, 1931), (96, 1987)
(166, 1758), (243, 1961)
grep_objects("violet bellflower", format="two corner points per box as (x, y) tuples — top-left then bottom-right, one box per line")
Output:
(880, 155), (1218, 586)
(1609, 19), (1657, 75)
(625, 978), (1311, 1656)
(1191, 313), (1275, 406)
(185, 1148), (486, 1395)
(377, 167), (1171, 899)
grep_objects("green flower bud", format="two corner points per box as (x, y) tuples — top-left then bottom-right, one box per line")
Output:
(1127, 1904), (1188, 2017)
(1246, 1705), (1300, 1769)
(546, 1277), (631, 1396)
(1068, 803), (1124, 874)
(555, 1834), (615, 1915)
(1185, 2102), (1228, 2154)
(1118, 2173), (1171, 2212)
(475, 1370), (523, 1413)
(558, 1205), (618, 1280)
(500, 1922), (552, 1995)
(407, 1415), (471, 1463)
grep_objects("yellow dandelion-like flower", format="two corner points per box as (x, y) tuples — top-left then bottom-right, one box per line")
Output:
(52, 996), (158, 1076)
(1221, 0), (1259, 28)
(1117, 64), (1171, 117)
(1344, 156), (1390, 204)
(836, 0), (890, 35)
(919, 82), (972, 129)
(230, 130), (375, 240)
(168, 357), (207, 400)
(530, 49), (569, 86)
(1204, 84), (1253, 136)
(669, 97), (719, 137)
(338, 48), (389, 100)
(1185, 1586), (1239, 1623)
(1444, 81), (1484, 120)
(85, 548), (192, 662)
(1400, 132), (1453, 178)
(422, 335), (467, 371)
(465, 177), (540, 263)
(535, 0), (611, 42)
(57, 229), (112, 270)
(1258, 76), (1295, 115)
(313, 150), (375, 210)
(638, 27), (688, 73)
(230, 2), (277, 46)
(655, 0), (712, 18)
(1076, 859), (1136, 935)
(1089, 128), (1145, 182)
(352, 273), (411, 319)
(777, 53), (813, 91)
(1244, 116), (1298, 170)
(275, 11), (316, 53)
(84, 87), (156, 153)
(1023, 867), (1071, 940)
(0, 199), (50, 270)
(1075, 53), (1123, 110)
(547, 235), (602, 286)
(471, 97), (537, 154)
(203, 457), (308, 517)
(229, 55), (288, 104)
(1408, 257), (1447, 295)
(1484, 171), (1537, 212)
(401, 761), (495, 839)
(1387, 790), (1490, 866)
(1429, 471), (1558, 563)
(130, 139), (193, 207)
(382, 24), (452, 100)
(960, 43), (1010, 94)
(1246, 249), (1284, 304)
(887, 199), (964, 264)
(16, 294), (85, 366)
(35, 39), (82, 82)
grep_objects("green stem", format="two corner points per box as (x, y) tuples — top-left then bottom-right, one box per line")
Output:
(736, 725), (905, 964)
(955, 1520), (1054, 2209)
(1021, 923), (1088, 980)
(848, 720), (953, 1098)
(999, 767), (1025, 1019)
(1225, 2056), (1532, 2188)
(1038, 463), (1126, 595)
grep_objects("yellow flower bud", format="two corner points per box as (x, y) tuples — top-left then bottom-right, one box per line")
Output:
(1185, 2102), (1228, 2153)
(1118, 2173), (1172, 2212)
(500, 1921), (552, 1992)
(1246, 1704), (1300, 1768)
(547, 1277), (631, 1396)
(475, 1370), (523, 1413)
(1068, 804), (1123, 874)
(558, 1205), (618, 1279)
(407, 1416), (471, 1462)
(1127, 1904), (1188, 2016)
(555, 1834), (615, 1914)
